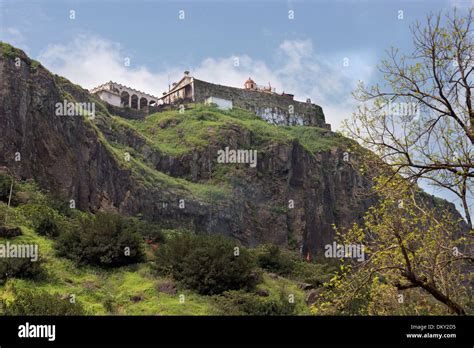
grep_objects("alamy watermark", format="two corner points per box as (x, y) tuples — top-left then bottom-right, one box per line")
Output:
(324, 242), (365, 262)
(55, 100), (95, 119)
(217, 147), (257, 168)
(0, 242), (39, 262)
(383, 100), (420, 118)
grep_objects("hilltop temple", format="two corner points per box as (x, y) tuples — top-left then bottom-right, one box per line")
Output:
(90, 72), (329, 128)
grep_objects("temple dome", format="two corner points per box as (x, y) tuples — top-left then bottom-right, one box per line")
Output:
(244, 77), (256, 90)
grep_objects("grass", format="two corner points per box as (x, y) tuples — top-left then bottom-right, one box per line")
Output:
(256, 273), (311, 315)
(119, 104), (345, 158)
(285, 126), (351, 153)
(0, 217), (313, 315)
(0, 66), (343, 315)
(0, 221), (221, 315)
(0, 195), (320, 316)
(95, 103), (353, 201)
(0, 41), (42, 72)
(87, 116), (231, 202)
(0, 41), (23, 59)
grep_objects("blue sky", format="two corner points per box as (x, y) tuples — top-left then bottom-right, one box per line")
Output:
(0, 0), (472, 216)
(2, 0), (469, 117)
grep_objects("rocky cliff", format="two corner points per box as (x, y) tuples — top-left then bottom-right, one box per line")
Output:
(1, 43), (460, 258)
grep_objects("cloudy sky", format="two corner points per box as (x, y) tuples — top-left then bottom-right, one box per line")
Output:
(0, 0), (472, 214)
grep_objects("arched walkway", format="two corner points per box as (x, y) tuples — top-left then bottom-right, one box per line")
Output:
(131, 95), (138, 109)
(121, 91), (130, 107)
(139, 97), (148, 110)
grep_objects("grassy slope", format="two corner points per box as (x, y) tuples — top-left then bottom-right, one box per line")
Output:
(116, 104), (349, 157)
(0, 58), (343, 314)
(0, 206), (310, 315)
(105, 104), (351, 201)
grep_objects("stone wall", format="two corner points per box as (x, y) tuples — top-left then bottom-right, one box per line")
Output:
(107, 104), (159, 120)
(193, 79), (327, 127)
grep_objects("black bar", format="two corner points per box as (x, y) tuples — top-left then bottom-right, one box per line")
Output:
(0, 316), (472, 346)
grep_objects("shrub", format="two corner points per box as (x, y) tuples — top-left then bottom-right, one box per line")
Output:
(255, 244), (295, 275)
(154, 233), (256, 295)
(35, 215), (60, 237)
(0, 225), (22, 238)
(215, 290), (297, 315)
(127, 218), (165, 244)
(0, 257), (44, 283)
(44, 195), (75, 217)
(17, 204), (63, 236)
(291, 261), (337, 288)
(0, 176), (44, 206)
(0, 288), (86, 315)
(56, 212), (144, 267)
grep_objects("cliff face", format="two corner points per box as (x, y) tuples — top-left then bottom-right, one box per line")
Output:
(0, 43), (421, 257)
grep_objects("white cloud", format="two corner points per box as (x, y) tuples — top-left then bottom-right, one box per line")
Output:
(37, 35), (375, 130)
(0, 27), (28, 51)
(38, 35), (172, 98)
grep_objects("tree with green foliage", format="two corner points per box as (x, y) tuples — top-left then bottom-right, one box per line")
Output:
(345, 9), (473, 229)
(312, 176), (472, 316)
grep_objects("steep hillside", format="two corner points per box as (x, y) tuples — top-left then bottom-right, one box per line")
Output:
(0, 178), (318, 315)
(0, 42), (468, 316)
(1, 42), (464, 258)
(0, 43), (381, 257)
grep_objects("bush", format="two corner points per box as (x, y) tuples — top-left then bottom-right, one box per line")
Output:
(56, 212), (144, 267)
(0, 176), (44, 206)
(127, 218), (165, 244)
(255, 244), (295, 275)
(154, 234), (257, 295)
(18, 204), (64, 236)
(215, 290), (297, 315)
(0, 257), (44, 283)
(35, 215), (60, 237)
(0, 288), (86, 315)
(44, 195), (75, 217)
(0, 225), (22, 238)
(291, 261), (337, 288)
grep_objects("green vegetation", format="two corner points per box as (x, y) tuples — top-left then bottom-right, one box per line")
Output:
(103, 104), (352, 205)
(285, 126), (350, 153)
(0, 42), (42, 72)
(0, 41), (23, 59)
(90, 118), (231, 203)
(154, 233), (256, 295)
(35, 215), (60, 238)
(254, 244), (295, 276)
(0, 287), (86, 315)
(214, 289), (297, 315)
(312, 177), (472, 316)
(56, 212), (145, 268)
(0, 257), (44, 283)
(0, 178), (329, 315)
(291, 260), (337, 288)
(119, 104), (346, 157)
